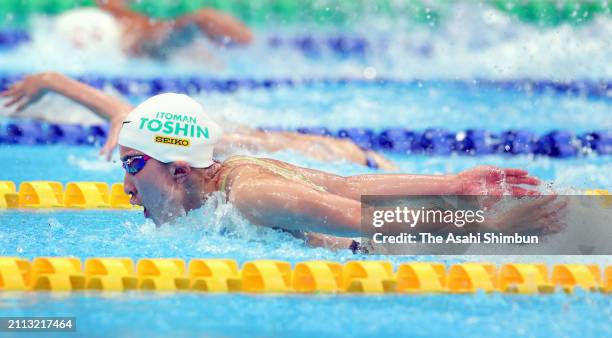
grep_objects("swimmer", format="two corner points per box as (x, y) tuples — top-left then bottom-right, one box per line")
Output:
(53, 0), (252, 58)
(115, 94), (564, 249)
(1, 72), (397, 170)
(1, 85), (566, 250)
(24, 89), (569, 250)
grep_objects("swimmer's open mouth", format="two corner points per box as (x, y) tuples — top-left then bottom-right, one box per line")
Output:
(143, 207), (149, 218)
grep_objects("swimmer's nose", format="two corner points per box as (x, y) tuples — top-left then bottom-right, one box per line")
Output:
(123, 173), (138, 201)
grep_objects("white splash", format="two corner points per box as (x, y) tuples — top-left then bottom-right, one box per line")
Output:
(67, 153), (118, 172)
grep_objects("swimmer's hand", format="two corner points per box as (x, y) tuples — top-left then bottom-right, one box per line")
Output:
(458, 165), (540, 197)
(1, 73), (52, 112)
(480, 195), (568, 235)
(457, 166), (541, 209)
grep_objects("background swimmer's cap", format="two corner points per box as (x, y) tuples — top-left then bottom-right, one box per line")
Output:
(118, 93), (223, 168)
(55, 8), (121, 53)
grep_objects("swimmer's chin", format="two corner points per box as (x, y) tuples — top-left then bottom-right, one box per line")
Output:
(144, 207), (188, 227)
(143, 207), (162, 227)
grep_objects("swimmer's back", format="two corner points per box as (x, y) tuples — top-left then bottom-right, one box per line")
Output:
(218, 156), (329, 194)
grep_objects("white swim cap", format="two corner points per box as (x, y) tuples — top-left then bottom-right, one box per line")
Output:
(55, 8), (121, 53)
(118, 93), (223, 168)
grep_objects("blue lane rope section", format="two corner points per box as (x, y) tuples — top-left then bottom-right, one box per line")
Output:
(2, 31), (372, 55)
(0, 121), (108, 146)
(1, 75), (611, 100)
(0, 121), (610, 158)
(0, 30), (30, 46)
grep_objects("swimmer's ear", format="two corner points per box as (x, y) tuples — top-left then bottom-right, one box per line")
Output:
(169, 161), (192, 184)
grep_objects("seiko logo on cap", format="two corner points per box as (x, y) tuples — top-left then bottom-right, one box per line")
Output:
(154, 136), (190, 147)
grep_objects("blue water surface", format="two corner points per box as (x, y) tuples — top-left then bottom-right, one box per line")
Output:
(1, 9), (611, 336)
(0, 77), (611, 337)
(0, 291), (610, 338)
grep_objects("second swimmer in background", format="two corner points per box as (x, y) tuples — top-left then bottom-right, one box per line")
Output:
(52, 0), (253, 59)
(1, 72), (397, 170)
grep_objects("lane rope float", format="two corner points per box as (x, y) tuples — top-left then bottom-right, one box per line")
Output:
(0, 256), (610, 294)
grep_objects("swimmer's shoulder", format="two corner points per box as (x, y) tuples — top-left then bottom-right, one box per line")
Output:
(217, 156), (273, 194)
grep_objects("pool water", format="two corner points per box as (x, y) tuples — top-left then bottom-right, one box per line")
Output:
(1, 291), (610, 338)
(0, 83), (611, 336)
(4, 3), (612, 79)
(1, 2), (611, 337)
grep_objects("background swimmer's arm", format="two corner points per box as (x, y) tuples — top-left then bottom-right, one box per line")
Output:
(95, 0), (132, 15)
(228, 177), (361, 237)
(97, 0), (252, 50)
(1, 72), (132, 118)
(1, 72), (133, 159)
(50, 72), (134, 119)
(95, 0), (152, 27)
(96, 0), (173, 56)
(175, 8), (253, 45)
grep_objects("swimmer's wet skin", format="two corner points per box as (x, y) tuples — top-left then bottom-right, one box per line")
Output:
(0, 72), (395, 169)
(116, 93), (566, 249)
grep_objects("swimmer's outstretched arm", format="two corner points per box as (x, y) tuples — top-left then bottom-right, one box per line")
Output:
(307, 166), (541, 200)
(1, 72), (133, 158)
(229, 177), (362, 237)
(227, 173), (562, 238)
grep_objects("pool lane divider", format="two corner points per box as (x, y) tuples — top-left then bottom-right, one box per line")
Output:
(1, 75), (611, 99)
(0, 181), (140, 210)
(0, 121), (107, 146)
(2, 32), (373, 56)
(1, 121), (611, 158)
(0, 257), (610, 295)
(1, 183), (610, 210)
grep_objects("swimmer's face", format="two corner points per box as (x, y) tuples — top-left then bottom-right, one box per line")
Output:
(119, 146), (189, 225)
